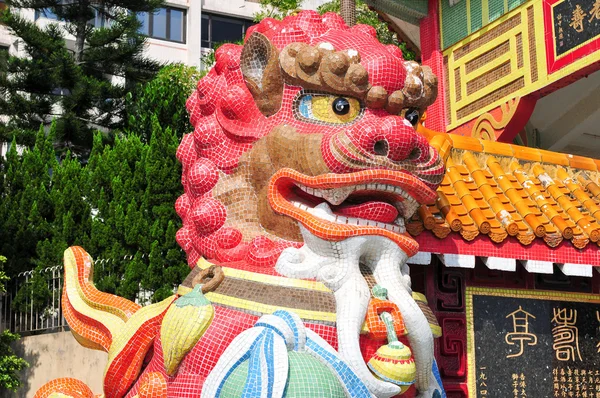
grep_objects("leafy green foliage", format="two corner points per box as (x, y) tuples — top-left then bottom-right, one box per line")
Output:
(254, 0), (303, 21)
(0, 64), (196, 304)
(317, 0), (416, 60)
(0, 256), (28, 393)
(0, 0), (165, 157)
(0, 123), (91, 311)
(125, 64), (202, 143)
(0, 124), (69, 278)
(0, 331), (28, 392)
(0, 256), (9, 294)
(86, 116), (187, 302)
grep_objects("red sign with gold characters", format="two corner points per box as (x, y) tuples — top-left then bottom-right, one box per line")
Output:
(544, 0), (600, 73)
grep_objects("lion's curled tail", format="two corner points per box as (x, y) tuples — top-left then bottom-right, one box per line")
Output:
(34, 247), (176, 398)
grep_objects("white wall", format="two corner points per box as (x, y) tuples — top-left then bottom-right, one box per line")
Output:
(202, 0), (263, 19)
(0, 24), (12, 49)
(9, 331), (107, 398)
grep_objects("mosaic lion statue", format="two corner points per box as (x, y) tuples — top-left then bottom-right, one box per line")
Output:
(35, 11), (446, 398)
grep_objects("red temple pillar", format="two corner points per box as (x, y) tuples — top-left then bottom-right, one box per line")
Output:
(420, 0), (448, 133)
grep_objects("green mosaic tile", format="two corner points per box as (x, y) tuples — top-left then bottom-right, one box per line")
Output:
(219, 351), (346, 397)
(470, 0), (484, 33)
(488, 0), (506, 23)
(442, 0), (469, 48)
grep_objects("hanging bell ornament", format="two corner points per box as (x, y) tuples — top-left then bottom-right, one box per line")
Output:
(367, 285), (416, 394)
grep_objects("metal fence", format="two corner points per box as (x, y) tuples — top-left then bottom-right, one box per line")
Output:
(1, 265), (66, 335)
(0, 256), (161, 335)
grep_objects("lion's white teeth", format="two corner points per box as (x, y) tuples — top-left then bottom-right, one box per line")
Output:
(394, 218), (405, 228)
(321, 186), (355, 206)
(297, 183), (416, 208)
(312, 202), (334, 217)
(294, 182), (419, 233)
(403, 198), (419, 220)
(394, 195), (419, 220)
(299, 202), (406, 234)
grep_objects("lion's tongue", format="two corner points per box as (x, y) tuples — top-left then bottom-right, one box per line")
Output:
(333, 201), (398, 224)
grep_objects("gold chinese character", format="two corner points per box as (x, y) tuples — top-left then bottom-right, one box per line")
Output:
(589, 0), (600, 22)
(552, 308), (582, 361)
(570, 4), (587, 32)
(505, 306), (538, 358)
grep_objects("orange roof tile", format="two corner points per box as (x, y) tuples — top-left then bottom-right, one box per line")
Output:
(416, 127), (600, 257)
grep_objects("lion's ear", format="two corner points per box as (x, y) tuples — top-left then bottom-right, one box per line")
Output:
(241, 32), (284, 117)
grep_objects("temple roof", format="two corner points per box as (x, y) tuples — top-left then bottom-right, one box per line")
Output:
(412, 127), (600, 269)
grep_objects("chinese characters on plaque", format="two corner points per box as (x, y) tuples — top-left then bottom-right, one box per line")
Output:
(467, 288), (600, 398)
(552, 367), (600, 397)
(553, 0), (600, 56)
(552, 308), (583, 362)
(505, 306), (537, 358)
(512, 373), (527, 397)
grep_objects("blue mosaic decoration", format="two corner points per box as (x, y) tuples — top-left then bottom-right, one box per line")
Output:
(202, 310), (371, 398)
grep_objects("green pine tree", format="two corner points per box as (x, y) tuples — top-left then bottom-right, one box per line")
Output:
(86, 133), (148, 297)
(87, 66), (194, 302)
(139, 117), (186, 301)
(0, 126), (57, 277)
(0, 0), (165, 157)
(87, 118), (186, 302)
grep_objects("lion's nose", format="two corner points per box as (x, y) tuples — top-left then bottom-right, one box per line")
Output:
(350, 116), (428, 164)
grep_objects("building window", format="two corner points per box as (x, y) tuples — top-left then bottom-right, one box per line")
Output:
(201, 12), (254, 49)
(137, 7), (186, 43)
(35, 4), (111, 28)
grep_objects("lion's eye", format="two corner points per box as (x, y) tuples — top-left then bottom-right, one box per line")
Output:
(404, 108), (421, 126)
(296, 93), (362, 125)
(332, 97), (350, 115)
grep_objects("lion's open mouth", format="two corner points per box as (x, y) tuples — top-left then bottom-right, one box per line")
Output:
(268, 168), (437, 257)
(292, 183), (419, 234)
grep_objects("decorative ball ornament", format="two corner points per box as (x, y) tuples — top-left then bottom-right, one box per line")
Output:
(367, 285), (416, 394)
(368, 342), (416, 394)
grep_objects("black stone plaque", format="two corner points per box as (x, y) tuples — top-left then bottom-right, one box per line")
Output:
(553, 0), (600, 56)
(467, 288), (600, 398)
